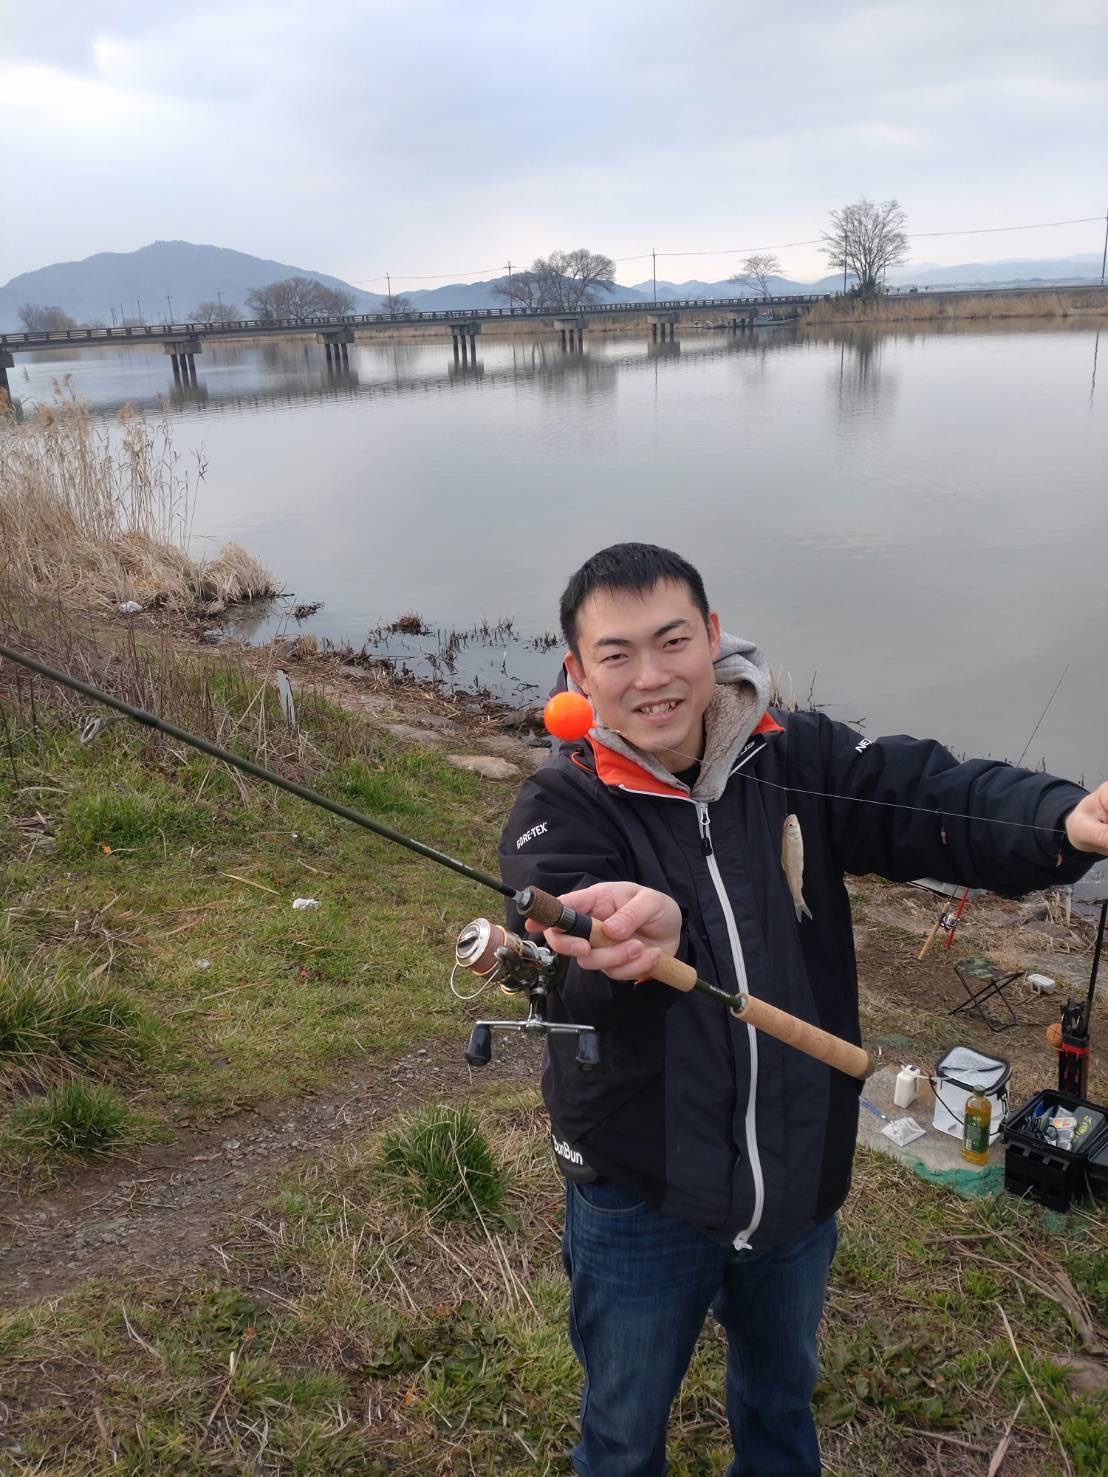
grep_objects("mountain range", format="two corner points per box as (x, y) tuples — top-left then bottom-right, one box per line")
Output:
(0, 240), (1102, 330)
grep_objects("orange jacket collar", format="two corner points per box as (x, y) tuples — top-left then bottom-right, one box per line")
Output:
(585, 710), (784, 794)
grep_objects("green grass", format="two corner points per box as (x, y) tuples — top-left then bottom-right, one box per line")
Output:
(0, 647), (507, 1172)
(1, 1109), (1104, 1476)
(0, 961), (157, 1086)
(379, 1102), (508, 1222)
(4, 1078), (139, 1163)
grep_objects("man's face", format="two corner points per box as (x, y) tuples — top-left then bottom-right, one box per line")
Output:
(565, 579), (721, 774)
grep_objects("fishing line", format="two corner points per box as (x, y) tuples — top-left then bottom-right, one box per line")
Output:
(1016, 664), (1069, 769)
(609, 728), (1079, 841)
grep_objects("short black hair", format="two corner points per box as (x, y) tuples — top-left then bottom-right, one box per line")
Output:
(559, 543), (710, 655)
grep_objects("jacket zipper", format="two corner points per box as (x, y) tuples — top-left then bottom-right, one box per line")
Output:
(695, 801), (765, 1251)
(617, 740), (768, 1251)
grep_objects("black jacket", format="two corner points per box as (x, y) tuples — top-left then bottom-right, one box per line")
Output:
(499, 709), (1091, 1250)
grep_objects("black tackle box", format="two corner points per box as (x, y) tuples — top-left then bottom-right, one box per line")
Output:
(1001, 1089), (1108, 1212)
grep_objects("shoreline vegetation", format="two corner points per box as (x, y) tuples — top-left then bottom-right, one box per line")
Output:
(0, 390), (277, 620)
(803, 286), (1108, 326)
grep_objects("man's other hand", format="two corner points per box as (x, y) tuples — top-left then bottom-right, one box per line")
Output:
(524, 882), (683, 980)
(1065, 781), (1108, 856)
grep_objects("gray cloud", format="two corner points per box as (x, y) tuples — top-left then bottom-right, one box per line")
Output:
(3, 0), (1105, 287)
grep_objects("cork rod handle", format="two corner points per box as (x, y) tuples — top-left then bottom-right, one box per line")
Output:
(519, 885), (873, 1080)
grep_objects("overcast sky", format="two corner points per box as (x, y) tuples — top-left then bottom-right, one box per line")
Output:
(2, 0), (1105, 288)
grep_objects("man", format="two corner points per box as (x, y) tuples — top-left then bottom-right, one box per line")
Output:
(498, 543), (1106, 1477)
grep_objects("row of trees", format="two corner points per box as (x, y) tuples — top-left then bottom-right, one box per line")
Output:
(492, 249), (617, 312)
(243, 276), (354, 321)
(18, 304), (78, 331)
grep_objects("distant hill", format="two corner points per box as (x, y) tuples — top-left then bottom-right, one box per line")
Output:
(0, 241), (385, 331)
(886, 254), (1102, 289)
(2, 241), (1102, 330)
(629, 276), (813, 299)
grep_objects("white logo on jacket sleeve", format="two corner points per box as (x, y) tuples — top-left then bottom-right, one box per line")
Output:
(855, 738), (871, 753)
(552, 1135), (583, 1166)
(516, 821), (549, 850)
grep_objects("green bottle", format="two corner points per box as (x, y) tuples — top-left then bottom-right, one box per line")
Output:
(961, 1090), (991, 1164)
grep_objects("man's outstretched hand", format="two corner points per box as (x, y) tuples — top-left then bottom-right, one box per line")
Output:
(524, 881), (682, 981)
(1066, 781), (1108, 857)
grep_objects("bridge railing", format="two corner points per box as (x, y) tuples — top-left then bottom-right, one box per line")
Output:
(1, 294), (829, 349)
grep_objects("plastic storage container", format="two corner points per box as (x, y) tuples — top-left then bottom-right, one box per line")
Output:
(1001, 1090), (1108, 1211)
(931, 1045), (1012, 1144)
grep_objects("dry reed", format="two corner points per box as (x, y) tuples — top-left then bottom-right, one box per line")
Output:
(805, 287), (1108, 326)
(0, 388), (277, 614)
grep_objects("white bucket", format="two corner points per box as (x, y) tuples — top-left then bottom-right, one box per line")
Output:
(931, 1045), (1012, 1143)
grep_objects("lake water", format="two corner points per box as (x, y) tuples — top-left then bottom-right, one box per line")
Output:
(10, 320), (1107, 787)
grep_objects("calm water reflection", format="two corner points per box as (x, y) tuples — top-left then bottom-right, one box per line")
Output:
(10, 320), (1107, 784)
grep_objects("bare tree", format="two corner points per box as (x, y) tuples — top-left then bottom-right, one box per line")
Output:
(245, 277), (355, 322)
(19, 303), (77, 331)
(190, 299), (239, 324)
(379, 293), (413, 315)
(822, 198), (908, 293)
(729, 253), (782, 301)
(493, 248), (616, 312)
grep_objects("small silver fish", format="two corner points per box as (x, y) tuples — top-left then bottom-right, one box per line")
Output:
(782, 813), (812, 922)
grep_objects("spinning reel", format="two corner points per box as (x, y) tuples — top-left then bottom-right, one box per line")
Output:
(453, 918), (600, 1070)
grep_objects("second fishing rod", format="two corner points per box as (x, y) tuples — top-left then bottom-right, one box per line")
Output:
(0, 643), (873, 1081)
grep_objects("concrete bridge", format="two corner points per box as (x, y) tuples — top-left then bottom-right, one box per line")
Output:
(0, 293), (815, 401)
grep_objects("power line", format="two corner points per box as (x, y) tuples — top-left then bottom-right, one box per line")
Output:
(346, 212), (1105, 288)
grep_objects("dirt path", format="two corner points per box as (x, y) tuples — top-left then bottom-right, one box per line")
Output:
(0, 1033), (542, 1310)
(3, 877), (1100, 1312)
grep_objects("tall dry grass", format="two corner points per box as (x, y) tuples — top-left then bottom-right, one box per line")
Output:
(805, 287), (1108, 326)
(0, 388), (276, 614)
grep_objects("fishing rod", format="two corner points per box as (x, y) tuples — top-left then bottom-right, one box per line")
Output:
(0, 643), (873, 1081)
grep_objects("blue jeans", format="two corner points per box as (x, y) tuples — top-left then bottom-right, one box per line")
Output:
(562, 1179), (837, 1476)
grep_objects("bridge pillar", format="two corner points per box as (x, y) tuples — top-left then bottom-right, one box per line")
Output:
(1, 349), (14, 407)
(556, 317), (586, 352)
(164, 336), (203, 381)
(648, 313), (677, 343)
(317, 329), (353, 369)
(450, 322), (481, 366)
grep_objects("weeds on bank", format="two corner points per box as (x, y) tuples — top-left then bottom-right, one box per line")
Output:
(0, 386), (276, 614)
(0, 958), (156, 1091)
(380, 1103), (508, 1223)
(2, 1078), (139, 1165)
(0, 1107), (1104, 1476)
(0, 616), (506, 1175)
(805, 287), (1108, 326)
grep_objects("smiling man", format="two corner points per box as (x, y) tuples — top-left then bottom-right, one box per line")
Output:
(498, 542), (1106, 1477)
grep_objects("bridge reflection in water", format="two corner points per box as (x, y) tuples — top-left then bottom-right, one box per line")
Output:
(9, 327), (813, 424)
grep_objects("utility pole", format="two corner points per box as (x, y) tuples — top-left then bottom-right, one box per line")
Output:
(166, 295), (174, 324)
(137, 298), (144, 325)
(386, 272), (392, 312)
(110, 305), (117, 328)
(217, 289), (224, 318)
(506, 260), (513, 301)
(652, 247), (657, 304)
(1101, 206), (1107, 285)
